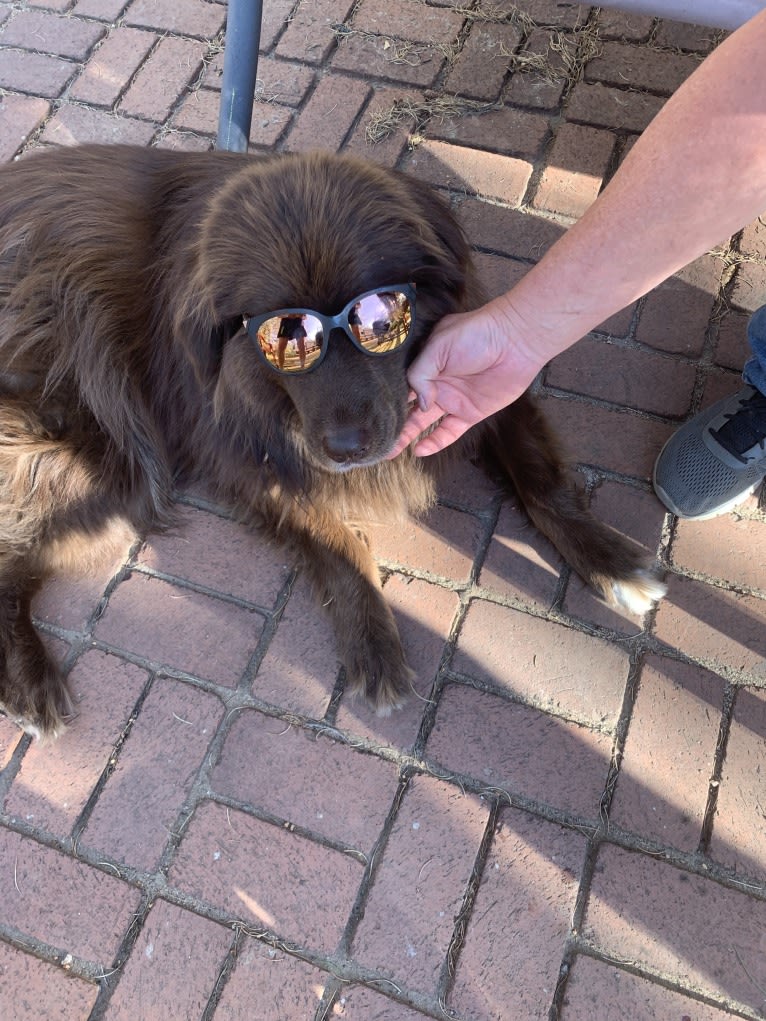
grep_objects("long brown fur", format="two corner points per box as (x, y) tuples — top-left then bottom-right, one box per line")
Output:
(0, 144), (663, 737)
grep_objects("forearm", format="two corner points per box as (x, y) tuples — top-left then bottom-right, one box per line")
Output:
(394, 8), (766, 458)
(496, 7), (766, 364)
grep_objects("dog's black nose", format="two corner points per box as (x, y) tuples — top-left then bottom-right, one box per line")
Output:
(323, 425), (371, 463)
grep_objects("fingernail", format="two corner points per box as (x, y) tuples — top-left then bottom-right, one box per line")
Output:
(417, 392), (429, 412)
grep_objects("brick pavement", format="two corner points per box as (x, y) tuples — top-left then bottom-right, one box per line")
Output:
(0, 1), (765, 1019)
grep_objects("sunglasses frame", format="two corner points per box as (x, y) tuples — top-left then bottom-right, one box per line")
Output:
(244, 283), (417, 375)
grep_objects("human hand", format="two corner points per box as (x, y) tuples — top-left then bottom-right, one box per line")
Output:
(387, 297), (545, 458)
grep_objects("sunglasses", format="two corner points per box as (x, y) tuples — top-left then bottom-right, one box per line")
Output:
(244, 284), (416, 374)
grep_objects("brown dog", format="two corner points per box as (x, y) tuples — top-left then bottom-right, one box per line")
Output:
(0, 144), (664, 738)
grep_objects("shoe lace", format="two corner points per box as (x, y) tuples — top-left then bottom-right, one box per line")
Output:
(711, 389), (766, 462)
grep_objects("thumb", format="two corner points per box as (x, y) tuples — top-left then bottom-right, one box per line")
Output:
(406, 349), (441, 412)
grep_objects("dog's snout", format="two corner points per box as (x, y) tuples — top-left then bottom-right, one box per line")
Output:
(322, 425), (371, 464)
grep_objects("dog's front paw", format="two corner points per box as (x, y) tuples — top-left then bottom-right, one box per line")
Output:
(345, 648), (416, 715)
(342, 614), (415, 714)
(1, 644), (74, 740)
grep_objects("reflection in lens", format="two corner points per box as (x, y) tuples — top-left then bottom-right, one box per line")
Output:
(257, 314), (324, 372)
(252, 290), (412, 373)
(353, 291), (412, 353)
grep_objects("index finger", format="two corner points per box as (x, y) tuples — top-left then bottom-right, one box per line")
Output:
(411, 414), (472, 456)
(384, 402), (446, 460)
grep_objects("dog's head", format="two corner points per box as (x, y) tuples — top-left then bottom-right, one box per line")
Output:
(179, 152), (477, 478)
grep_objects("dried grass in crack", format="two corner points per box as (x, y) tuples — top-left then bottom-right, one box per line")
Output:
(365, 94), (499, 144)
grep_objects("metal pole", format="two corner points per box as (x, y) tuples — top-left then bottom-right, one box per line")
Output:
(216, 0), (263, 152)
(598, 0), (765, 29)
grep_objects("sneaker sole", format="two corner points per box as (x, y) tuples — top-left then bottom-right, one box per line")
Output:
(653, 471), (758, 520)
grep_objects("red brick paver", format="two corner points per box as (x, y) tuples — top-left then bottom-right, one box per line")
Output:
(449, 808), (586, 1019)
(1, 3), (765, 1019)
(673, 512), (766, 590)
(80, 679), (223, 870)
(426, 683), (613, 818)
(94, 571), (265, 685)
(211, 709), (400, 850)
(583, 844), (766, 1013)
(119, 34), (207, 121)
(124, 0), (226, 37)
(532, 122), (616, 218)
(103, 900), (232, 1021)
(0, 828), (140, 963)
(453, 600), (631, 725)
(404, 139), (533, 203)
(69, 27), (158, 107)
(352, 773), (490, 992)
(4, 652), (149, 833)
(561, 954), (741, 1021)
(41, 103), (158, 146)
(585, 39), (701, 93)
(169, 800), (362, 953)
(214, 941), (332, 1020)
(0, 9), (106, 60)
(567, 79), (666, 131)
(546, 334), (698, 416)
(0, 942), (99, 1021)
(710, 687), (766, 881)
(609, 655), (725, 850)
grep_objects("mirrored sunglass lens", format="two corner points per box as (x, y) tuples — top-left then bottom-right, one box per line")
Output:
(349, 291), (412, 353)
(256, 314), (324, 372)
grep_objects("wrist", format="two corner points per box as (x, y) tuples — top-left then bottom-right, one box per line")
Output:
(486, 289), (568, 378)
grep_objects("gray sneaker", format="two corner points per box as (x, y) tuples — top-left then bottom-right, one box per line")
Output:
(653, 385), (766, 519)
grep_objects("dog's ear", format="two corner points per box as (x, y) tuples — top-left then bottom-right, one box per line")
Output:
(405, 175), (469, 259)
(171, 277), (243, 385)
(395, 171), (485, 311)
